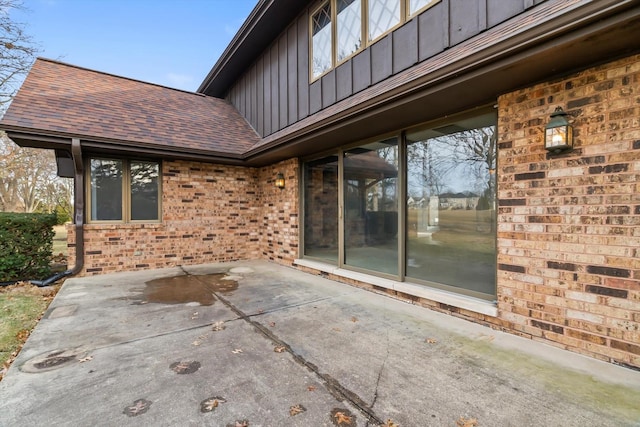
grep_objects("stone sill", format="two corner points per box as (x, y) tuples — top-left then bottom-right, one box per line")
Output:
(294, 258), (498, 318)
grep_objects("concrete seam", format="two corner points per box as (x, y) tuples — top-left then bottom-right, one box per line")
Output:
(189, 271), (386, 425)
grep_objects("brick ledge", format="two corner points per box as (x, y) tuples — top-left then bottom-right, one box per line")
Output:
(294, 258), (498, 317)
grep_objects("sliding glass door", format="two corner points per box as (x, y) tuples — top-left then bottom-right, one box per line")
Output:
(301, 108), (496, 300)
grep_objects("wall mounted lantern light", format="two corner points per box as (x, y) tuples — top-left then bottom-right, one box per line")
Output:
(274, 173), (285, 189)
(544, 106), (573, 154)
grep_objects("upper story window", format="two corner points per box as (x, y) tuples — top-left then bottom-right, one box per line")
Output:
(310, 0), (439, 80)
(88, 158), (160, 223)
(409, 0), (436, 16)
(312, 3), (333, 79)
(367, 0), (400, 42)
(337, 0), (363, 62)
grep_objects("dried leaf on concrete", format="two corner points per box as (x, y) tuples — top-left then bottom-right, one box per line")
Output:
(456, 416), (478, 427)
(200, 396), (226, 413)
(212, 321), (226, 331)
(380, 419), (399, 427)
(289, 404), (306, 416)
(274, 346), (286, 353)
(78, 355), (93, 363)
(425, 338), (437, 344)
(331, 408), (356, 426)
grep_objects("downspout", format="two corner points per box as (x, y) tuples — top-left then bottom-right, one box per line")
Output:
(30, 138), (84, 286)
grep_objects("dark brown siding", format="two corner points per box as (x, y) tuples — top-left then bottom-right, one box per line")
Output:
(226, 0), (534, 137)
(287, 23), (298, 126)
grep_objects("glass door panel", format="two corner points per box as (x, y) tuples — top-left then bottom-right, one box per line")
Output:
(405, 112), (496, 298)
(303, 155), (339, 262)
(344, 138), (398, 275)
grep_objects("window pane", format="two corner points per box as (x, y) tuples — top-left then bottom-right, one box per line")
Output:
(409, 0), (436, 15)
(312, 3), (332, 79)
(90, 159), (123, 221)
(337, 0), (362, 62)
(344, 139), (398, 275)
(406, 112), (497, 298)
(304, 155), (339, 262)
(130, 161), (159, 221)
(368, 0), (400, 41)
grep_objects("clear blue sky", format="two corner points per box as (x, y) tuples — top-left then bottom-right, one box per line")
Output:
(13, 0), (258, 91)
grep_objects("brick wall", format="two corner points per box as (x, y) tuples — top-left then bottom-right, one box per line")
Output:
(68, 158), (301, 274)
(258, 158), (300, 264)
(496, 53), (640, 368)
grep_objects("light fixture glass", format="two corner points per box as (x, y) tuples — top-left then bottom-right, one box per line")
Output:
(544, 106), (573, 154)
(275, 173), (285, 189)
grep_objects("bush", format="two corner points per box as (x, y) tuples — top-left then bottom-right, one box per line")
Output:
(0, 213), (57, 282)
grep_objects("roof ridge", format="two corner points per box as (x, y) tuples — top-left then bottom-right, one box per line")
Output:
(36, 57), (209, 98)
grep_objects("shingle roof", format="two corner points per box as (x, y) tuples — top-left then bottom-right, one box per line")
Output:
(0, 58), (260, 156)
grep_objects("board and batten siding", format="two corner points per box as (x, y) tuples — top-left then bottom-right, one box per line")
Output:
(225, 0), (546, 138)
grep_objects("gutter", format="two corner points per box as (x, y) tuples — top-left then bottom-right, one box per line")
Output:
(30, 138), (84, 287)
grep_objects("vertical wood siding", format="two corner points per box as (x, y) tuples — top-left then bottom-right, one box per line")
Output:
(226, 0), (533, 137)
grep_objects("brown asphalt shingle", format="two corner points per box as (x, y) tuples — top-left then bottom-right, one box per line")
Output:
(0, 58), (260, 156)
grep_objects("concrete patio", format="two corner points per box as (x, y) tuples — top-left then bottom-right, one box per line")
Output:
(1, 261), (638, 426)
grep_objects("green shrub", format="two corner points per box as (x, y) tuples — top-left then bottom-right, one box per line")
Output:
(0, 213), (57, 282)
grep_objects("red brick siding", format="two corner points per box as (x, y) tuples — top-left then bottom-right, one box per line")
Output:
(258, 159), (300, 265)
(496, 53), (640, 368)
(68, 160), (263, 273)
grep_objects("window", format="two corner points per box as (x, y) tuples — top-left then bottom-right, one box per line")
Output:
(311, 2), (333, 79)
(408, 0), (436, 16)
(89, 158), (160, 222)
(337, 0), (362, 62)
(367, 0), (400, 42)
(405, 112), (496, 298)
(302, 108), (496, 300)
(310, 0), (440, 79)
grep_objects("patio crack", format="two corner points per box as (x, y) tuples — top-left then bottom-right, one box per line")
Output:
(188, 271), (385, 426)
(367, 314), (390, 427)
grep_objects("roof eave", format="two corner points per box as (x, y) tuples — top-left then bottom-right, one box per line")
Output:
(2, 127), (248, 166)
(197, 0), (308, 97)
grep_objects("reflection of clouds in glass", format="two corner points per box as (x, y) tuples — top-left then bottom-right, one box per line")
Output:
(312, 4), (332, 78)
(368, 0), (400, 41)
(409, 0), (436, 15)
(337, 0), (362, 61)
(407, 126), (495, 196)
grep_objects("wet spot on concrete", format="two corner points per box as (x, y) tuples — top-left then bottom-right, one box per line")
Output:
(170, 360), (201, 374)
(200, 396), (226, 413)
(21, 349), (87, 373)
(137, 273), (239, 306)
(45, 304), (78, 319)
(330, 408), (356, 426)
(123, 398), (152, 417)
(229, 267), (254, 274)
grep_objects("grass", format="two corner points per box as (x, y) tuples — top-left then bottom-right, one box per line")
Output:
(52, 224), (68, 257)
(0, 283), (60, 380)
